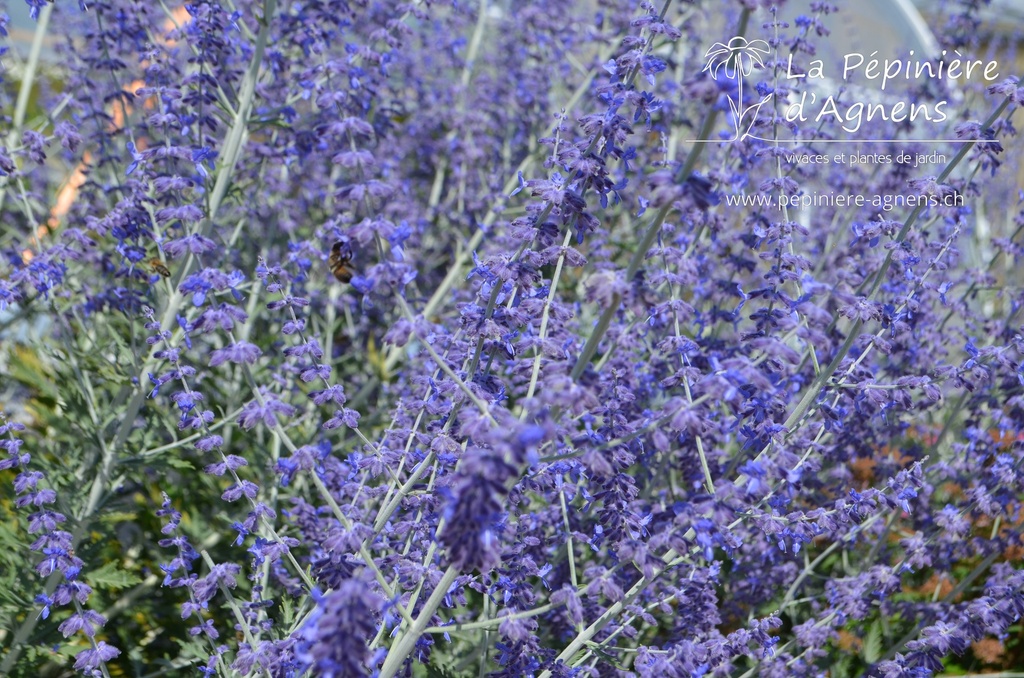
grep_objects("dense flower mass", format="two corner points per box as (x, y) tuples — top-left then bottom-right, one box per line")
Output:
(0, 0), (1023, 675)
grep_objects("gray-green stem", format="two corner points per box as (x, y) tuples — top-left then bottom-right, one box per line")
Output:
(779, 93), (1014, 444)
(378, 566), (460, 678)
(0, 3), (53, 220)
(570, 9), (750, 381)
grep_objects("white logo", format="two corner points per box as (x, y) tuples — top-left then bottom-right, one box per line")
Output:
(703, 37), (774, 141)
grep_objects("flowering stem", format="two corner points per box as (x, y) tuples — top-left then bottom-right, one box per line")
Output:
(778, 512), (884, 613)
(570, 103), (718, 382)
(878, 550), (1001, 663)
(422, 602), (559, 634)
(538, 554), (687, 678)
(144, 0), (277, 369)
(780, 91), (1015, 443)
(394, 295), (498, 423)
(372, 451), (436, 532)
(559, 489), (580, 595)
(198, 550), (269, 677)
(520, 229), (574, 418)
(865, 99), (1013, 305)
(569, 9), (753, 383)
(745, 211), (969, 486)
(378, 565), (459, 678)
(383, 41), (620, 373)
(71, 600), (113, 678)
(0, 25), (287, 667)
(222, 317), (417, 628)
(570, 9), (750, 382)
(84, 0), (280, 556)
(306, 473), (417, 627)
(0, 3), (53, 219)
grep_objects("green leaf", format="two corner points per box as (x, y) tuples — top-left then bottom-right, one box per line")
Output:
(831, 655), (852, 678)
(165, 458), (195, 470)
(424, 665), (457, 678)
(862, 618), (882, 664)
(280, 593), (294, 628)
(98, 511), (138, 523)
(85, 561), (142, 590)
(0, 520), (24, 550)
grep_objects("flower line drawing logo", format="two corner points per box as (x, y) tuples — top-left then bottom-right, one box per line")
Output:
(703, 36), (774, 141)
